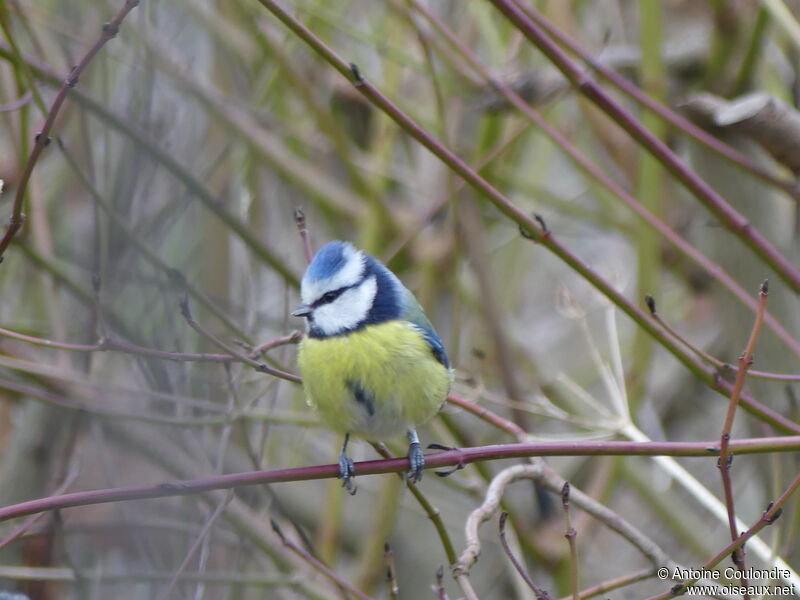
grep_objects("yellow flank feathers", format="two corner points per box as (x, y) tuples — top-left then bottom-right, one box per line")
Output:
(298, 320), (451, 439)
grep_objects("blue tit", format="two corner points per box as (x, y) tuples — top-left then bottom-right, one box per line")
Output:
(292, 241), (451, 493)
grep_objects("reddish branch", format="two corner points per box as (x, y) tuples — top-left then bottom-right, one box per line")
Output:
(0, 437), (798, 523)
(717, 282), (768, 594)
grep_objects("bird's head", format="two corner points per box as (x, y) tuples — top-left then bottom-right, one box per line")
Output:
(292, 241), (402, 338)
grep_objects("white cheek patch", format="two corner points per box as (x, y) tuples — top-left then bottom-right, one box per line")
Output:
(301, 246), (365, 306)
(313, 276), (377, 336)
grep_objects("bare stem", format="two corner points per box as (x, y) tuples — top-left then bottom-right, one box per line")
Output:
(498, 512), (552, 599)
(645, 294), (800, 381)
(0, 324), (300, 367)
(561, 483), (580, 600)
(716, 281), (768, 595)
(294, 207), (313, 264)
(644, 473), (796, 600)
(384, 543), (399, 600)
(434, 566), (449, 600)
(557, 568), (651, 600)
(0, 0), (140, 262)
(178, 294), (299, 382)
(159, 492), (234, 600)
(369, 442), (457, 564)
(271, 519), (376, 600)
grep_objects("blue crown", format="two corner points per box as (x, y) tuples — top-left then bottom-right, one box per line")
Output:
(305, 241), (356, 282)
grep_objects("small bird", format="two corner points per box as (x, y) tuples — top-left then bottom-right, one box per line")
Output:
(292, 241), (451, 493)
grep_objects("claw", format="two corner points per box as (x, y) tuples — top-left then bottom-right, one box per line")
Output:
(427, 442), (464, 476)
(427, 442), (456, 452)
(435, 462), (464, 478)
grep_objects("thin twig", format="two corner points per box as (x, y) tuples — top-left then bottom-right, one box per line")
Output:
(644, 473), (797, 600)
(295, 208), (313, 264)
(178, 294), (299, 382)
(561, 483), (579, 600)
(0, 376), (248, 427)
(557, 568), (651, 600)
(498, 512), (552, 599)
(645, 294), (800, 381)
(159, 491), (234, 600)
(384, 542), (399, 600)
(0, 324), (299, 367)
(0, 0), (140, 262)
(455, 461), (748, 595)
(0, 459), (80, 550)
(446, 393), (527, 439)
(369, 442), (458, 564)
(717, 281), (768, 595)
(271, 519), (376, 600)
(247, 331), (303, 358)
(433, 566), (449, 600)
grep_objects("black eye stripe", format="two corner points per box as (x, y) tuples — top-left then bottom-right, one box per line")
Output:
(313, 285), (350, 307)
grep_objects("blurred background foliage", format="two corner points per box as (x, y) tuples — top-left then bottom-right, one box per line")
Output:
(0, 0), (799, 598)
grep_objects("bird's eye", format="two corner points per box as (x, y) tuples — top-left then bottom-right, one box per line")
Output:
(322, 290), (340, 303)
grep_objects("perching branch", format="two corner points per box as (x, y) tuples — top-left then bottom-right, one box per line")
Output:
(0, 438), (798, 524)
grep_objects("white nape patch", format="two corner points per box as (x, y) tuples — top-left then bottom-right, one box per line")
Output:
(301, 245), (365, 306)
(313, 276), (377, 336)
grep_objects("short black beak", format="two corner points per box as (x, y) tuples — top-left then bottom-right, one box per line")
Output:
(292, 304), (312, 318)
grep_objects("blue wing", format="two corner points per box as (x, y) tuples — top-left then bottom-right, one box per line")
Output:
(416, 325), (450, 369)
(400, 289), (450, 369)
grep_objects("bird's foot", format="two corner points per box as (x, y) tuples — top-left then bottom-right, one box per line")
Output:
(338, 450), (357, 495)
(407, 441), (425, 484)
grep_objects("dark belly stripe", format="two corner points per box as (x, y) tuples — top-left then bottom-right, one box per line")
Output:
(347, 380), (375, 417)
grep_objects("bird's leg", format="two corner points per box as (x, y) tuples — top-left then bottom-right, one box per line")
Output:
(406, 428), (425, 484)
(338, 433), (357, 495)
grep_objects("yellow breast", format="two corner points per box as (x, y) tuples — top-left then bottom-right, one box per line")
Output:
(297, 320), (451, 439)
